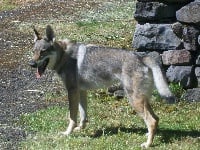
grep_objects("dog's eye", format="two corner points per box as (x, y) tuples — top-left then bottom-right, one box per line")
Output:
(40, 50), (46, 55)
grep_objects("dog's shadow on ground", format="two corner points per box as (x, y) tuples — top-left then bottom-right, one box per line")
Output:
(90, 126), (200, 144)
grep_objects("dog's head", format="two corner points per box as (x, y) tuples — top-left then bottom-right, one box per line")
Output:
(29, 25), (57, 78)
(29, 25), (76, 78)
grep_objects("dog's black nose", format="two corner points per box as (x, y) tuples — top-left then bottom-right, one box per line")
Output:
(29, 60), (37, 68)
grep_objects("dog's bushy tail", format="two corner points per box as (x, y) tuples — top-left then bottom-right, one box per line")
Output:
(142, 52), (176, 104)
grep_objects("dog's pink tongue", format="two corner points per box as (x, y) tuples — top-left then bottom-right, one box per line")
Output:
(36, 68), (41, 79)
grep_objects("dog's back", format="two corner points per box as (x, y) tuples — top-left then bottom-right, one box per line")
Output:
(77, 45), (146, 90)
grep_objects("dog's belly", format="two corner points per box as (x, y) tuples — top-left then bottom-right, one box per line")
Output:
(78, 74), (119, 90)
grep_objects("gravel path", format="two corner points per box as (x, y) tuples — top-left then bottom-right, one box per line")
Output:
(0, 1), (99, 149)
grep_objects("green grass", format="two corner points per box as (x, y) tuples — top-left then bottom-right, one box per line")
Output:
(19, 90), (200, 150)
(0, 0), (16, 11)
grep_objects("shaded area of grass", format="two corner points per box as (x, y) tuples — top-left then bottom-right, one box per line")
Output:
(157, 128), (200, 144)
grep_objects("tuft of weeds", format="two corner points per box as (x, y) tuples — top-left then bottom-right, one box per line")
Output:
(169, 82), (186, 99)
(152, 82), (186, 102)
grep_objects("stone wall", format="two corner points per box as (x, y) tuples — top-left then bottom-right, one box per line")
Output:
(132, 0), (200, 101)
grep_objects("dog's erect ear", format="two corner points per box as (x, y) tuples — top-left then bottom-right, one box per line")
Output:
(33, 26), (42, 42)
(46, 25), (55, 42)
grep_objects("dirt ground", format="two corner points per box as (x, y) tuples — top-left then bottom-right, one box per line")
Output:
(0, 1), (100, 149)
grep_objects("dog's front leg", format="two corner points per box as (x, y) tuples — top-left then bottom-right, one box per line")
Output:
(75, 90), (88, 131)
(62, 88), (79, 135)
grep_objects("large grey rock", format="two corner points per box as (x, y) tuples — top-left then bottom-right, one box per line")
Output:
(133, 23), (182, 51)
(182, 26), (200, 51)
(172, 23), (200, 51)
(176, 1), (200, 25)
(166, 65), (198, 89)
(166, 66), (191, 82)
(134, 2), (181, 22)
(162, 49), (191, 65)
(182, 88), (200, 102)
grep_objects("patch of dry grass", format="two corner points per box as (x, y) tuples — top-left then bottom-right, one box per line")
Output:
(0, 0), (41, 11)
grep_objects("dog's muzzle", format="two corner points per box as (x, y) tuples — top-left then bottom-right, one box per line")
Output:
(29, 60), (37, 68)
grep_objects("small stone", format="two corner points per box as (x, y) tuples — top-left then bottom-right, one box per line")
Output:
(182, 88), (200, 102)
(162, 49), (191, 65)
(114, 90), (125, 99)
(171, 22), (183, 38)
(196, 55), (200, 65)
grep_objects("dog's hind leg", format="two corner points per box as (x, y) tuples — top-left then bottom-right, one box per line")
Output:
(126, 92), (159, 148)
(74, 90), (88, 131)
(123, 76), (158, 148)
(130, 95), (159, 148)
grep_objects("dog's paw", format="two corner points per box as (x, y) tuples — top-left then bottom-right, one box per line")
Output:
(74, 124), (86, 132)
(141, 142), (150, 149)
(74, 126), (82, 131)
(60, 131), (69, 136)
(60, 130), (72, 136)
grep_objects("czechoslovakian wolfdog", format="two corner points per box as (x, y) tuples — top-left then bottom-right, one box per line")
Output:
(29, 25), (175, 148)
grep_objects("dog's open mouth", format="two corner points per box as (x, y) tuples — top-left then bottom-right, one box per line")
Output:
(36, 58), (49, 78)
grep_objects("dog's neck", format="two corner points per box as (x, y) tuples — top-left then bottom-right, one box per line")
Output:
(53, 42), (77, 75)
